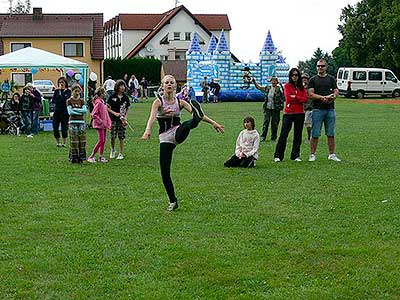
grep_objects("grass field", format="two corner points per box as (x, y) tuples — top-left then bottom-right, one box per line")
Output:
(1, 99), (399, 299)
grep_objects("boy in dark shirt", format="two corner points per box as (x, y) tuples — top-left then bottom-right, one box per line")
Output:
(107, 80), (130, 160)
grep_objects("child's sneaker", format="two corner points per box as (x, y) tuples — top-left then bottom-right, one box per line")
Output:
(110, 149), (116, 159)
(328, 153), (341, 162)
(99, 157), (108, 163)
(189, 99), (204, 122)
(87, 157), (96, 163)
(166, 201), (178, 212)
(309, 154), (316, 162)
(116, 153), (124, 160)
(274, 157), (281, 162)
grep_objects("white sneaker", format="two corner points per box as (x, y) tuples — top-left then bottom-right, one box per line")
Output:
(309, 154), (316, 162)
(328, 153), (341, 162)
(87, 157), (96, 163)
(26, 134), (33, 138)
(294, 157), (302, 162)
(110, 149), (116, 159)
(116, 153), (124, 160)
(274, 158), (281, 162)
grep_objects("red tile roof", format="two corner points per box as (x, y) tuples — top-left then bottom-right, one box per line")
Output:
(0, 13), (104, 59)
(122, 5), (232, 59)
(104, 7), (231, 31)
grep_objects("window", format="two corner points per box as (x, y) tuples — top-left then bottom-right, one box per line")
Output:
(385, 72), (397, 82)
(343, 71), (349, 80)
(353, 71), (366, 81)
(338, 70), (343, 79)
(368, 71), (382, 81)
(64, 43), (84, 57)
(147, 55), (155, 59)
(185, 32), (191, 41)
(160, 34), (169, 45)
(12, 73), (32, 86)
(175, 51), (186, 60)
(11, 43), (31, 52)
(173, 32), (181, 40)
(160, 55), (169, 61)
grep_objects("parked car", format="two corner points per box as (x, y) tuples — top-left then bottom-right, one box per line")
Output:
(32, 80), (56, 99)
(337, 67), (400, 99)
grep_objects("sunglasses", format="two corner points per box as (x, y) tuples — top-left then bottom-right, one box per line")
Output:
(291, 73), (299, 77)
(317, 65), (326, 68)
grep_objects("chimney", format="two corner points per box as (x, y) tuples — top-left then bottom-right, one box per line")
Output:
(32, 7), (43, 20)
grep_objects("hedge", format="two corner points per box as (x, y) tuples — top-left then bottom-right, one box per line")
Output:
(104, 58), (162, 85)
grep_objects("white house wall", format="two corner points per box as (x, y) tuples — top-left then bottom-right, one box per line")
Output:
(122, 30), (150, 58)
(122, 10), (231, 59)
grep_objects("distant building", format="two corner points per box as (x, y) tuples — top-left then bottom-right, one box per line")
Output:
(0, 8), (104, 86)
(104, 5), (231, 61)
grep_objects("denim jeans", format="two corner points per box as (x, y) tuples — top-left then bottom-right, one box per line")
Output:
(21, 111), (32, 135)
(311, 109), (336, 137)
(31, 110), (40, 134)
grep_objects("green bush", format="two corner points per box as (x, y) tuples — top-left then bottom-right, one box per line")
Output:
(104, 58), (162, 85)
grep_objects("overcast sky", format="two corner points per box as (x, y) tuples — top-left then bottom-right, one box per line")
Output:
(1, 0), (361, 67)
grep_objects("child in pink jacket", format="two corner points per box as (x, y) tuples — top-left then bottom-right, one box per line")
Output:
(88, 87), (112, 163)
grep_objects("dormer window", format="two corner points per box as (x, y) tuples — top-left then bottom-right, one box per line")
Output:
(160, 33), (169, 45)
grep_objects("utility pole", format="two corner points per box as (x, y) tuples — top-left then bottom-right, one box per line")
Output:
(9, 0), (13, 16)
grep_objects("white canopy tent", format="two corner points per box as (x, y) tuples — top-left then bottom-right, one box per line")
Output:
(0, 47), (89, 100)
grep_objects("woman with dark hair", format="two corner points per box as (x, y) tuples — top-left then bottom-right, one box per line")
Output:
(107, 79), (130, 160)
(141, 74), (224, 211)
(51, 76), (71, 147)
(273, 68), (308, 162)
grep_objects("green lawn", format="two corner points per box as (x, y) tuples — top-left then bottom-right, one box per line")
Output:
(1, 99), (399, 299)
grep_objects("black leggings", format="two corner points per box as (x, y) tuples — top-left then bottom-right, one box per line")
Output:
(274, 113), (305, 161)
(53, 111), (69, 139)
(160, 118), (199, 203)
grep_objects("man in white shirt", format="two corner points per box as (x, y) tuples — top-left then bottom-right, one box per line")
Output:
(103, 76), (116, 101)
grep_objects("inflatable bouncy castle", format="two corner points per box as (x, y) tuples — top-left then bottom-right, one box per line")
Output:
(186, 30), (290, 101)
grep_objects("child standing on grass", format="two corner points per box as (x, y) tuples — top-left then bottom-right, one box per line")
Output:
(107, 80), (130, 160)
(224, 116), (260, 168)
(88, 87), (111, 163)
(19, 87), (34, 138)
(67, 84), (87, 164)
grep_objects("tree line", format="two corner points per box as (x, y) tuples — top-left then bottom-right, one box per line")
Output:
(299, 0), (400, 77)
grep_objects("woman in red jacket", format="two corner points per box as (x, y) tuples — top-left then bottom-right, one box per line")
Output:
(274, 68), (308, 162)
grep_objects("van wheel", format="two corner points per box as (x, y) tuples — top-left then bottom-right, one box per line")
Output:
(393, 90), (400, 98)
(356, 91), (364, 99)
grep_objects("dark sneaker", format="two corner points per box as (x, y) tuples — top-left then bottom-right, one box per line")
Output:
(189, 99), (204, 122)
(167, 201), (179, 211)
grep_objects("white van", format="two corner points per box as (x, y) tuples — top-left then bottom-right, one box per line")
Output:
(336, 67), (400, 99)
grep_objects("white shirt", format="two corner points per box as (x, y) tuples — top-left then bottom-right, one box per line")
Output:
(235, 129), (260, 160)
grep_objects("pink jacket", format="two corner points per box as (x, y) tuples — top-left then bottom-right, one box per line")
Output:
(91, 96), (111, 130)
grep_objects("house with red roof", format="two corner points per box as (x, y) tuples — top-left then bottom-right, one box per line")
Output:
(104, 5), (231, 61)
(0, 8), (104, 87)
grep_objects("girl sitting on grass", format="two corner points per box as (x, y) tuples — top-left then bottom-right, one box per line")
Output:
(224, 116), (260, 168)
(87, 87), (111, 163)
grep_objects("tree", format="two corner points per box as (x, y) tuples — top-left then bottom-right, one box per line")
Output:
(333, 0), (400, 76)
(298, 48), (337, 77)
(8, 0), (31, 14)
